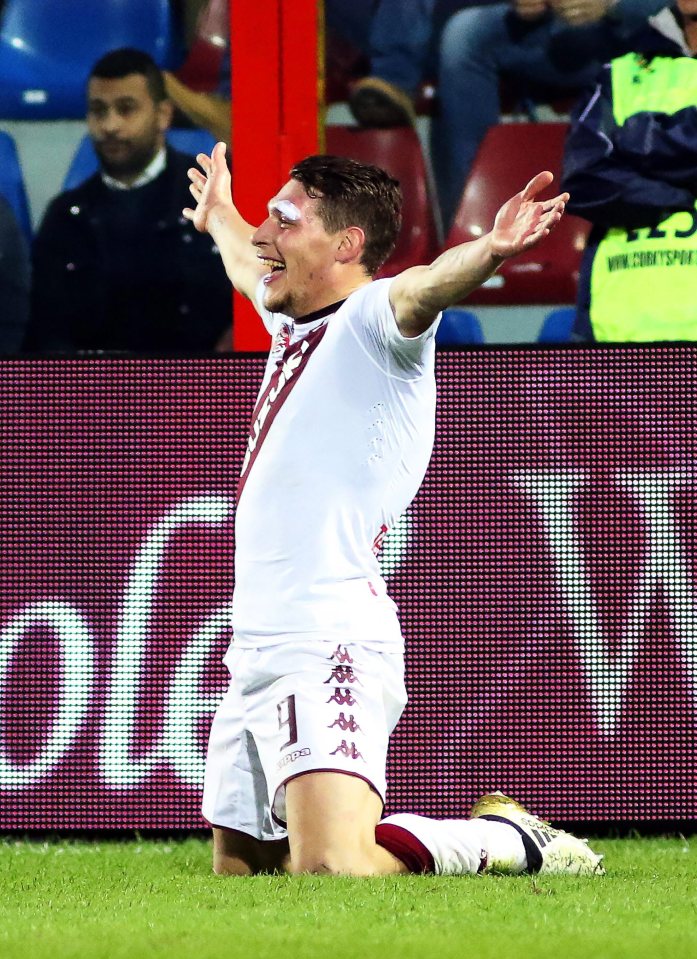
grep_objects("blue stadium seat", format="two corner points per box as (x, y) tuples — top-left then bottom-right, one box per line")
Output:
(436, 308), (485, 346)
(0, 0), (184, 119)
(62, 129), (218, 191)
(537, 307), (575, 343)
(163, 128), (218, 161)
(0, 130), (31, 242)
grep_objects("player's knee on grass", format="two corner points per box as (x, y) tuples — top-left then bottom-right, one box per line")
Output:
(212, 827), (289, 875)
(289, 847), (370, 875)
(212, 828), (255, 875)
(288, 831), (391, 876)
(213, 852), (254, 876)
(285, 771), (390, 875)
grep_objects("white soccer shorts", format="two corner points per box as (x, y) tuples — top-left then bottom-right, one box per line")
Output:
(202, 640), (407, 839)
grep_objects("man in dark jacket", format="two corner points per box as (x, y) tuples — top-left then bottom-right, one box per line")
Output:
(562, 0), (697, 340)
(26, 48), (231, 353)
(0, 195), (30, 352)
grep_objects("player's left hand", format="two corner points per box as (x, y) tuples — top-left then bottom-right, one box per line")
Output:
(489, 171), (569, 259)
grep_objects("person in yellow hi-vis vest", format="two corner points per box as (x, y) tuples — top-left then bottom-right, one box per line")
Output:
(561, 0), (697, 341)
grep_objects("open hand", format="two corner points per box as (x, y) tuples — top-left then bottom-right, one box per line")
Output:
(490, 171), (569, 259)
(183, 141), (232, 233)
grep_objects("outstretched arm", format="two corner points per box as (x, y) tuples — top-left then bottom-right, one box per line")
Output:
(183, 142), (264, 301)
(389, 171), (568, 337)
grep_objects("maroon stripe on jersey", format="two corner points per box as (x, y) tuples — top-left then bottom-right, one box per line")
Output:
(237, 322), (329, 502)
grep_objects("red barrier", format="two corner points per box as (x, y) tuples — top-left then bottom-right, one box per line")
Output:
(230, 0), (320, 351)
(0, 351), (695, 829)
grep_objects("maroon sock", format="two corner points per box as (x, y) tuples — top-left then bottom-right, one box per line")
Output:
(375, 822), (435, 874)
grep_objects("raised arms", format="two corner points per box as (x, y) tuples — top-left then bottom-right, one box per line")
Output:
(184, 153), (568, 333)
(183, 142), (264, 301)
(389, 171), (569, 337)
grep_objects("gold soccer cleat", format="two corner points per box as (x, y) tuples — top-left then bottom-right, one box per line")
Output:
(470, 791), (605, 876)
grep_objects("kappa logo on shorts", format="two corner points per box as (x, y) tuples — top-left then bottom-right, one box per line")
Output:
(323, 665), (361, 685)
(328, 712), (360, 733)
(326, 688), (358, 707)
(330, 645), (354, 664)
(277, 747), (311, 770)
(330, 740), (365, 761)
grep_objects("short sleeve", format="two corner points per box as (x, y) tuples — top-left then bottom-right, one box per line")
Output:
(345, 277), (440, 377)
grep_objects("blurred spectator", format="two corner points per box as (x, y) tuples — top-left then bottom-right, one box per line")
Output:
(0, 194), (30, 352)
(562, 0), (697, 341)
(163, 57), (230, 144)
(432, 0), (676, 231)
(26, 48), (231, 353)
(163, 0), (230, 143)
(345, 0), (669, 230)
(433, 0), (674, 229)
(345, 0), (473, 128)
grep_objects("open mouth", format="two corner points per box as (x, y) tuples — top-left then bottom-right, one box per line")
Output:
(259, 256), (286, 284)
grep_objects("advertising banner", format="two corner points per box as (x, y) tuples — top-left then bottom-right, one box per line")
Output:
(0, 351), (694, 829)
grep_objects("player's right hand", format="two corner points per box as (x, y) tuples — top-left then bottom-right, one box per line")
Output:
(183, 141), (232, 234)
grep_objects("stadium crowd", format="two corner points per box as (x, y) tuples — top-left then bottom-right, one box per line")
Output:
(0, 0), (695, 352)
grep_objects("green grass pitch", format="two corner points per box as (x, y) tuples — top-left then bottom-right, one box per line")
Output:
(1, 835), (695, 959)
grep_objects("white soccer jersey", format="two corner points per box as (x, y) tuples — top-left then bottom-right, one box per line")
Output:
(231, 277), (439, 651)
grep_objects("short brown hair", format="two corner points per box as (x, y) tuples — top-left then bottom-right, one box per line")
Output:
(290, 155), (402, 276)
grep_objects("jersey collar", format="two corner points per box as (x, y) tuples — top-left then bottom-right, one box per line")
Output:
(293, 298), (346, 325)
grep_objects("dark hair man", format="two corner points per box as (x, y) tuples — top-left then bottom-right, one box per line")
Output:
(26, 48), (230, 353)
(185, 144), (605, 878)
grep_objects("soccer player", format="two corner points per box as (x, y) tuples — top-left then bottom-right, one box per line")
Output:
(184, 145), (604, 878)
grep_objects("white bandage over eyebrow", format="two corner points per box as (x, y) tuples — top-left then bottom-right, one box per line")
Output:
(272, 199), (302, 221)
